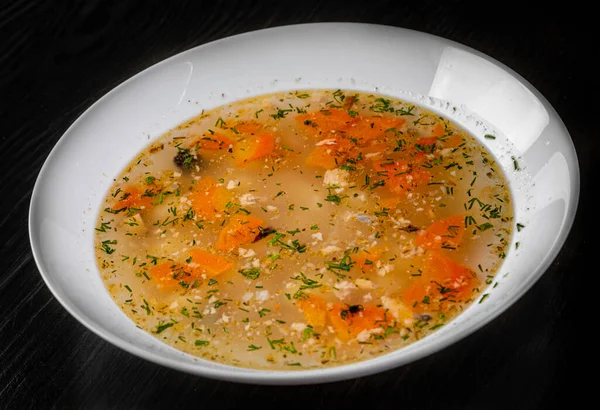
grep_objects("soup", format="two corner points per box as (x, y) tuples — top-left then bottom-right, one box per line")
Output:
(95, 89), (513, 369)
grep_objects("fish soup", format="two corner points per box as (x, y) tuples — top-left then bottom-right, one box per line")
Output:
(95, 89), (513, 369)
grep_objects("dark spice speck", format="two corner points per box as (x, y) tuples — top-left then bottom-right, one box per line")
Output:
(174, 148), (201, 171)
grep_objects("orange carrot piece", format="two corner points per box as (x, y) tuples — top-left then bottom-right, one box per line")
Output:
(305, 146), (341, 170)
(216, 215), (265, 251)
(373, 159), (432, 194)
(189, 177), (231, 219)
(425, 252), (477, 301)
(402, 252), (478, 311)
(402, 282), (429, 311)
(379, 196), (401, 210)
(347, 116), (405, 142)
(233, 120), (263, 135)
(296, 295), (328, 328)
(422, 122), (463, 148)
(327, 303), (390, 342)
(296, 109), (355, 138)
(430, 122), (446, 138)
(150, 262), (193, 291)
(414, 136), (438, 147)
(353, 247), (382, 272)
(305, 137), (355, 169)
(191, 132), (234, 151)
(189, 249), (233, 276)
(415, 215), (465, 251)
(150, 251), (233, 292)
(235, 132), (275, 166)
(444, 133), (463, 147)
(410, 136), (438, 163)
(114, 187), (154, 211)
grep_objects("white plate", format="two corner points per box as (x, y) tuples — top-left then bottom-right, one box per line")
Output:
(29, 23), (579, 385)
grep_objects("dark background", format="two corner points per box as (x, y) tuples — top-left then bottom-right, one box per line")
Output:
(0, 0), (595, 409)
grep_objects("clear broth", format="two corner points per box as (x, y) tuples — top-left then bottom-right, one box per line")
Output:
(95, 89), (513, 369)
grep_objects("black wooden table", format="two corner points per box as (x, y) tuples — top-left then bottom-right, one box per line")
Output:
(1, 1), (594, 408)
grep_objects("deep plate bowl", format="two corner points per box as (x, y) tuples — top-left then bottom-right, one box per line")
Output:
(28, 23), (579, 385)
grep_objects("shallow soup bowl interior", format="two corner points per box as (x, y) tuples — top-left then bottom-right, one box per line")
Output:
(29, 23), (579, 385)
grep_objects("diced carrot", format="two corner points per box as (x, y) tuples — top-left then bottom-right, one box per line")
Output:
(424, 121), (463, 148)
(425, 252), (477, 301)
(327, 303), (390, 342)
(233, 120), (263, 135)
(234, 132), (275, 166)
(353, 247), (382, 272)
(114, 187), (154, 211)
(414, 137), (438, 151)
(415, 214), (465, 251)
(373, 159), (432, 194)
(305, 146), (341, 170)
(296, 109), (355, 138)
(296, 295), (328, 328)
(150, 262), (195, 292)
(347, 116), (406, 142)
(402, 252), (478, 311)
(189, 249), (233, 277)
(398, 164), (433, 190)
(189, 177), (232, 219)
(191, 132), (234, 151)
(305, 137), (355, 170)
(150, 251), (233, 292)
(416, 137), (438, 146)
(379, 196), (401, 210)
(401, 281), (429, 311)
(411, 136), (438, 163)
(216, 215), (265, 251)
(443, 133), (463, 147)
(430, 122), (446, 138)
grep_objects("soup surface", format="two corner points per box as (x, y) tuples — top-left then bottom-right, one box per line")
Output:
(95, 89), (513, 369)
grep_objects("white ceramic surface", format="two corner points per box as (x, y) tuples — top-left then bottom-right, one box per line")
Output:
(28, 23), (579, 385)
